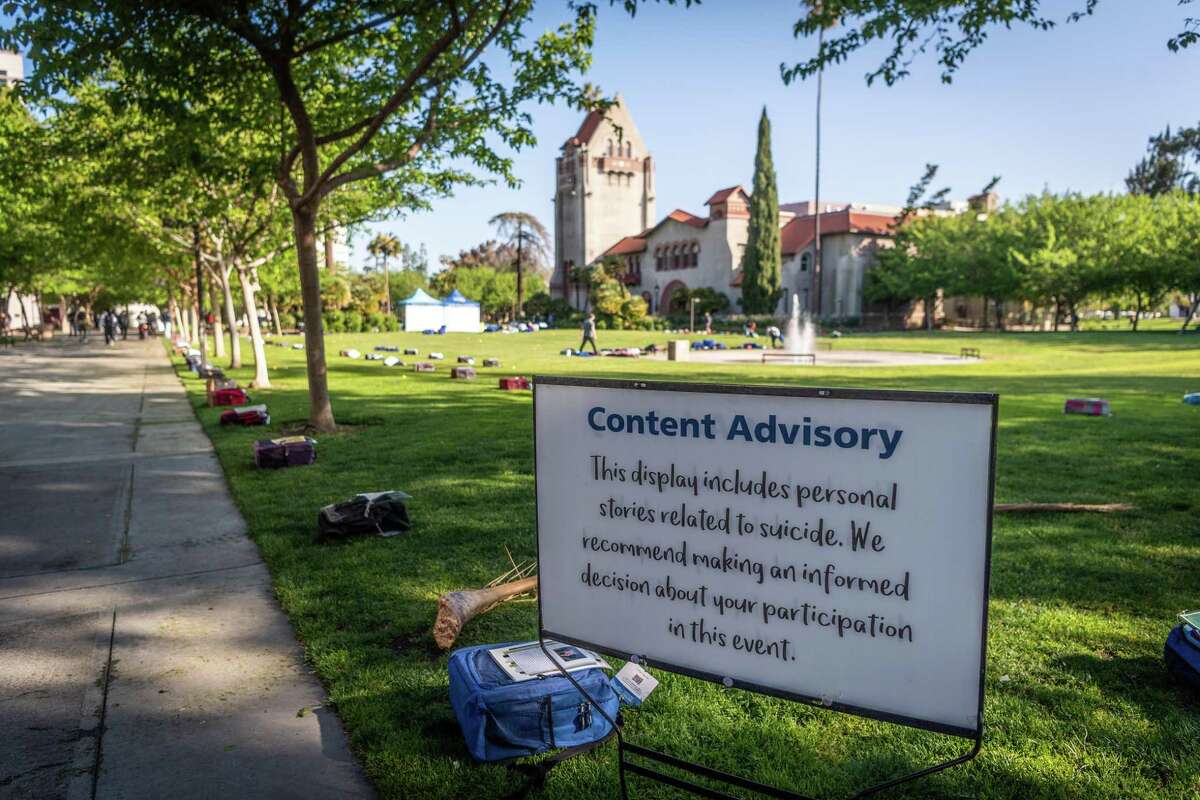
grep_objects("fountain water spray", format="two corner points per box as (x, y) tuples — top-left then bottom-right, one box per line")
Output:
(784, 293), (816, 355)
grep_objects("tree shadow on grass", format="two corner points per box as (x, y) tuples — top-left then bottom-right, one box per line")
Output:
(173, 350), (1200, 800)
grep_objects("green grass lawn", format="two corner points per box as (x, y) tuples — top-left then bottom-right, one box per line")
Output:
(173, 328), (1200, 800)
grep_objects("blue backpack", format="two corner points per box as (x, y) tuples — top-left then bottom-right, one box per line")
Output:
(448, 642), (620, 763)
(1165, 624), (1200, 691)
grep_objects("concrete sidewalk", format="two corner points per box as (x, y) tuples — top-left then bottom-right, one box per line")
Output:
(0, 337), (374, 799)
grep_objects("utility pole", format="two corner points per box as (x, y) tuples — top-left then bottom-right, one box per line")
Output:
(812, 22), (825, 319)
(193, 223), (208, 368)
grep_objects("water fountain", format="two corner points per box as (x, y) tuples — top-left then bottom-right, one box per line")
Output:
(783, 293), (815, 357)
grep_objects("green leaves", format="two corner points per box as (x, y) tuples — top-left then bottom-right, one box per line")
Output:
(873, 190), (1200, 330)
(777, 1), (1193, 87)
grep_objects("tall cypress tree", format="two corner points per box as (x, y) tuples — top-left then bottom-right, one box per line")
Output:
(741, 107), (782, 314)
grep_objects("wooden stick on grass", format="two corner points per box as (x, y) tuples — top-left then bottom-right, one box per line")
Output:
(994, 502), (1134, 513)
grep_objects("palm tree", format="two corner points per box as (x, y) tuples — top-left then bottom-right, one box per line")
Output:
(367, 233), (402, 314)
(569, 264), (590, 311)
(805, 1), (837, 318)
(489, 212), (550, 318)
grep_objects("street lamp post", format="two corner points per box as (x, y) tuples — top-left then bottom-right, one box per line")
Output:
(653, 283), (659, 316)
(690, 297), (697, 333)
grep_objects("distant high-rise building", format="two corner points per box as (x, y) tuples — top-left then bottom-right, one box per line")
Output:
(552, 96), (655, 305)
(0, 51), (24, 88)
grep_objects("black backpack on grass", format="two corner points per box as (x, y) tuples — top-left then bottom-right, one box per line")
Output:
(318, 491), (412, 540)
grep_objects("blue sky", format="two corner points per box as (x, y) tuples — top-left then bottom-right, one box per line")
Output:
(7, 3), (1197, 271)
(350, 0), (1197, 271)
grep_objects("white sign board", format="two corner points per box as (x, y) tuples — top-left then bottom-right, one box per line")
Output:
(535, 378), (995, 737)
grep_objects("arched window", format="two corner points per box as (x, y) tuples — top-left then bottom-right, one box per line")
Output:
(625, 141), (633, 157)
(800, 252), (811, 273)
(607, 139), (614, 155)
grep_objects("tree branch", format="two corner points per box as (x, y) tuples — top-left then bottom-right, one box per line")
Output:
(295, 2), (504, 209)
(293, 9), (407, 57)
(319, 90), (444, 197)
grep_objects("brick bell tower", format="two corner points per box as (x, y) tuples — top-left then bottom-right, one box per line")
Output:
(552, 96), (655, 307)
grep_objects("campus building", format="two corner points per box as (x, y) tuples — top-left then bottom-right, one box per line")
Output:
(0, 51), (24, 88)
(552, 99), (907, 320)
(550, 96), (656, 304)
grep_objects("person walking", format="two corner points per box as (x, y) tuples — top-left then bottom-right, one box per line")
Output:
(704, 311), (713, 334)
(118, 310), (129, 340)
(161, 308), (172, 340)
(580, 313), (599, 355)
(75, 310), (89, 341)
(102, 310), (117, 346)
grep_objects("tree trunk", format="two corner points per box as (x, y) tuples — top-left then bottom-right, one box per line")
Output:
(1068, 301), (1080, 332)
(1181, 294), (1200, 332)
(168, 285), (183, 343)
(382, 258), (391, 316)
(4, 285), (15, 335)
(516, 223), (524, 318)
(1131, 295), (1143, 332)
(58, 294), (69, 333)
(237, 266), (271, 388)
(210, 283), (226, 359)
(293, 206), (336, 432)
(268, 293), (283, 336)
(325, 233), (336, 272)
(17, 290), (32, 339)
(219, 267), (242, 368)
(1052, 298), (1062, 332)
(924, 295), (935, 331)
(178, 292), (192, 343)
(190, 280), (201, 346)
(981, 297), (989, 330)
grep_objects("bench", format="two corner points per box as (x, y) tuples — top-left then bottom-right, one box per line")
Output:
(761, 352), (816, 365)
(960, 347), (981, 359)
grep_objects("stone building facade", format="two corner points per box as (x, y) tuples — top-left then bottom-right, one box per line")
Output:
(550, 96), (655, 301)
(553, 100), (904, 319)
(599, 189), (899, 318)
(0, 51), (23, 88)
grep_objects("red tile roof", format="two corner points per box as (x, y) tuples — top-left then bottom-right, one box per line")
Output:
(779, 209), (897, 254)
(598, 210), (707, 261)
(603, 236), (647, 256)
(563, 108), (604, 148)
(705, 185), (749, 205)
(665, 209), (708, 228)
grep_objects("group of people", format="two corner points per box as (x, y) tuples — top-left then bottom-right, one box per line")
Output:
(740, 320), (786, 348)
(578, 312), (786, 352)
(69, 309), (163, 345)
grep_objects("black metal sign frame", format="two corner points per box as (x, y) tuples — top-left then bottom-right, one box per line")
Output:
(533, 376), (997, 798)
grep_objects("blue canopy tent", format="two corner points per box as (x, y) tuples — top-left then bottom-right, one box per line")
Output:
(441, 290), (481, 332)
(398, 288), (481, 332)
(398, 288), (445, 332)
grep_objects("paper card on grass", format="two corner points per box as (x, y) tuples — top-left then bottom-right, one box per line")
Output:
(614, 661), (659, 705)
